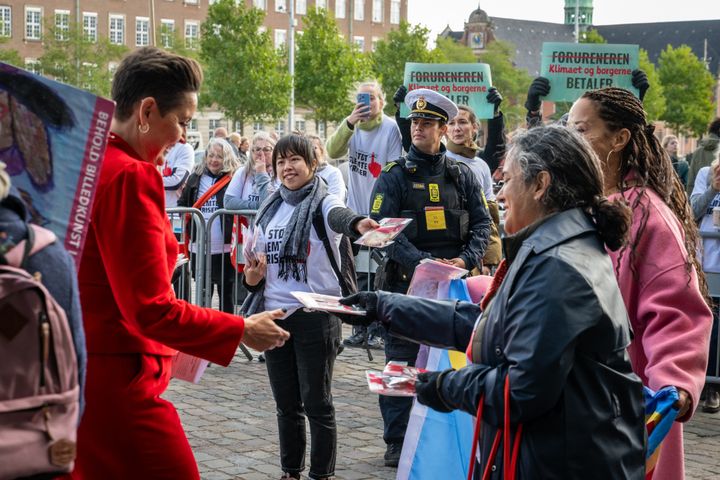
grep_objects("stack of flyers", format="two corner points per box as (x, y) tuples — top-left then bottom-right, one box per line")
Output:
(290, 291), (366, 316)
(241, 223), (266, 262)
(407, 258), (469, 299)
(366, 361), (427, 397)
(354, 218), (413, 248)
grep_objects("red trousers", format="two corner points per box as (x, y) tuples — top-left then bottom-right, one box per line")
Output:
(65, 353), (200, 480)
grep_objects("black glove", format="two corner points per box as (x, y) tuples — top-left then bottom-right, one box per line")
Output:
(415, 370), (454, 413)
(631, 69), (649, 101)
(393, 85), (408, 108)
(337, 291), (378, 326)
(486, 87), (503, 114)
(524, 76), (550, 112)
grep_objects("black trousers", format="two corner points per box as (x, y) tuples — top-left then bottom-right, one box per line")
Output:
(264, 310), (341, 479)
(190, 252), (235, 314)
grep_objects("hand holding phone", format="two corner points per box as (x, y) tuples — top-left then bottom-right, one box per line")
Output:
(357, 92), (371, 119)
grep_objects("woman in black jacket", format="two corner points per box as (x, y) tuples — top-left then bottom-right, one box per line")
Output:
(340, 125), (646, 479)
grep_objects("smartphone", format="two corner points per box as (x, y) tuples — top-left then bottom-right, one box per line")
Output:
(357, 92), (371, 118)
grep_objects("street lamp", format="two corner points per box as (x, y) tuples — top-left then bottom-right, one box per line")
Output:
(279, 1), (296, 134)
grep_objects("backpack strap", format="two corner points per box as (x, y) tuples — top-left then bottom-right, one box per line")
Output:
(1, 224), (57, 269)
(312, 198), (351, 297)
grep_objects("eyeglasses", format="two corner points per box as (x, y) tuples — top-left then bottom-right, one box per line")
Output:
(253, 146), (273, 153)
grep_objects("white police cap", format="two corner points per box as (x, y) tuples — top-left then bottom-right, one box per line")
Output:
(404, 88), (458, 122)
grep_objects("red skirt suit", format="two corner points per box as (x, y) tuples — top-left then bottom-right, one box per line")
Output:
(68, 134), (244, 479)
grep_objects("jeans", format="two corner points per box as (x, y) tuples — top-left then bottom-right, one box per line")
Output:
(265, 310), (341, 479)
(379, 280), (418, 445)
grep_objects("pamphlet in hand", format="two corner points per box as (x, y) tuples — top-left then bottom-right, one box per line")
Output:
(407, 259), (469, 299)
(290, 291), (367, 316)
(241, 223), (266, 263)
(354, 218), (413, 248)
(171, 352), (209, 384)
(366, 361), (427, 397)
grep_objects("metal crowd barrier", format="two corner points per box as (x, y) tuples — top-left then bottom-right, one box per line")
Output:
(167, 207), (206, 304)
(700, 230), (720, 385)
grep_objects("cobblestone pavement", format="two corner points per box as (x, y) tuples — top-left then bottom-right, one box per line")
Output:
(167, 326), (720, 480)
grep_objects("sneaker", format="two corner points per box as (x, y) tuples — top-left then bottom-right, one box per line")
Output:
(342, 330), (366, 347)
(702, 388), (720, 414)
(366, 335), (385, 350)
(384, 442), (402, 467)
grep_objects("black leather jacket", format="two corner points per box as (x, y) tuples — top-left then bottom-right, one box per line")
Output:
(376, 208), (645, 479)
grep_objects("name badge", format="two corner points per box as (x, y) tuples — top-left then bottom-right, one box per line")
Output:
(425, 206), (447, 230)
(429, 183), (440, 202)
(412, 182), (425, 190)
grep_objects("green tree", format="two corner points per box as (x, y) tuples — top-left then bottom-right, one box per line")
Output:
(295, 8), (370, 124)
(371, 21), (443, 114)
(0, 37), (21, 67)
(658, 44), (715, 136)
(478, 40), (532, 129)
(638, 48), (666, 122)
(200, 0), (290, 133)
(37, 21), (127, 97)
(580, 28), (607, 44)
(434, 36), (477, 63)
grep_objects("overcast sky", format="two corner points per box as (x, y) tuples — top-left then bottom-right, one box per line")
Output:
(408, 0), (720, 46)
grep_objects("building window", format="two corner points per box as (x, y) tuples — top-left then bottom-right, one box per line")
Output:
(185, 21), (199, 49)
(371, 36), (379, 51)
(372, 0), (382, 22)
(24, 58), (41, 74)
(296, 0), (307, 14)
(83, 12), (97, 42)
(25, 7), (42, 41)
(315, 0), (327, 9)
(353, 36), (364, 51)
(390, 0), (400, 24)
(136, 17), (149, 46)
(317, 121), (325, 138)
(253, 0), (267, 9)
(209, 119), (223, 138)
(189, 119), (198, 131)
(335, 0), (345, 18)
(294, 119), (306, 132)
(0, 6), (11, 38)
(276, 0), (287, 12)
(160, 19), (175, 48)
(185, 0), (198, 4)
(354, 0), (364, 20)
(253, 121), (263, 133)
(109, 14), (125, 45)
(55, 10), (70, 41)
(274, 29), (286, 48)
(275, 120), (285, 137)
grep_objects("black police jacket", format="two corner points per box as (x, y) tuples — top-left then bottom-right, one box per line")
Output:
(369, 144), (491, 272)
(374, 208), (645, 479)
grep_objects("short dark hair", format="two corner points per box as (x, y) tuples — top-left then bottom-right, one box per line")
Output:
(709, 118), (720, 136)
(111, 47), (203, 121)
(272, 133), (317, 178)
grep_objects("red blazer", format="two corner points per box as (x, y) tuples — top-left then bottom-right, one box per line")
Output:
(78, 134), (244, 365)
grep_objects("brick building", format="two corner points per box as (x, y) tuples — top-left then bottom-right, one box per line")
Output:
(0, 0), (407, 143)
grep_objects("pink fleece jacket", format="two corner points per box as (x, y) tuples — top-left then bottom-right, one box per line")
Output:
(608, 186), (712, 480)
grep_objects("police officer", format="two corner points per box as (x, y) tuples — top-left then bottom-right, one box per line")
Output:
(368, 88), (491, 467)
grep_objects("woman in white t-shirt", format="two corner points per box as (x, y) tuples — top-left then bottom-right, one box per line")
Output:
(242, 134), (376, 480)
(224, 131), (276, 210)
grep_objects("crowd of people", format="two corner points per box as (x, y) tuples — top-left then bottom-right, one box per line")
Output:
(1, 44), (719, 480)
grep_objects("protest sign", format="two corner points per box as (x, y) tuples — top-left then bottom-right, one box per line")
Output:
(0, 62), (114, 267)
(540, 42), (639, 102)
(401, 63), (494, 119)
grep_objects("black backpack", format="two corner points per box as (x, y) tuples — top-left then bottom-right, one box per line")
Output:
(312, 199), (358, 297)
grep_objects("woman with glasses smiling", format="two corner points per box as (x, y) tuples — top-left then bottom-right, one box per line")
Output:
(225, 131), (277, 211)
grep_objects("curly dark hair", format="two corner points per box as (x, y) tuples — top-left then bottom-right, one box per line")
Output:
(580, 87), (709, 303)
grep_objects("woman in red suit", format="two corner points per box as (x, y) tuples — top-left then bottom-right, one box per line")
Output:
(67, 47), (290, 479)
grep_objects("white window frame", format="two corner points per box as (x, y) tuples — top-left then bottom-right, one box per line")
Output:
(275, 120), (285, 137)
(335, 0), (346, 18)
(160, 19), (175, 48)
(185, 0), (199, 4)
(371, 36), (379, 51)
(275, 0), (287, 12)
(109, 14), (125, 45)
(184, 20), (199, 49)
(55, 10), (70, 41)
(253, 0), (267, 9)
(294, 119), (306, 132)
(354, 0), (364, 21)
(0, 6), (11, 38)
(83, 12), (97, 42)
(24, 57), (40, 74)
(315, 0), (327, 10)
(253, 121), (264, 133)
(24, 6), (42, 41)
(274, 28), (287, 48)
(135, 16), (150, 47)
(390, 0), (400, 24)
(371, 0), (382, 23)
(296, 0), (307, 15)
(353, 35), (364, 51)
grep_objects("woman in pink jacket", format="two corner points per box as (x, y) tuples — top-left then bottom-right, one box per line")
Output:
(568, 87), (713, 480)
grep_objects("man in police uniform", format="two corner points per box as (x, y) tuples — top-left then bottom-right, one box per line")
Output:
(369, 89), (491, 467)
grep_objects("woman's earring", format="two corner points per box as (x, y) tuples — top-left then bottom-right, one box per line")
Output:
(605, 150), (614, 164)
(138, 124), (150, 134)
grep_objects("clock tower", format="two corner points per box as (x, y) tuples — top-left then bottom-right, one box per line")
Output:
(462, 4), (494, 54)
